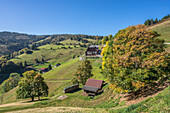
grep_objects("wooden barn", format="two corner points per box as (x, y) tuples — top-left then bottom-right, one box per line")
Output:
(40, 68), (48, 73)
(63, 84), (79, 93)
(82, 79), (103, 96)
(85, 45), (100, 56)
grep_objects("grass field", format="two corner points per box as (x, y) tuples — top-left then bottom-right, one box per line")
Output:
(0, 58), (108, 106)
(0, 85), (169, 112)
(149, 19), (170, 43)
(10, 43), (86, 68)
(43, 58), (81, 80)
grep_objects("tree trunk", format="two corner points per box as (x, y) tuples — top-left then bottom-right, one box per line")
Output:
(38, 96), (40, 101)
(31, 97), (34, 101)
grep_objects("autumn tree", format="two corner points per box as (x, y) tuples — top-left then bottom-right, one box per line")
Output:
(0, 73), (20, 93)
(16, 70), (49, 101)
(102, 36), (109, 45)
(102, 25), (169, 93)
(72, 60), (93, 85)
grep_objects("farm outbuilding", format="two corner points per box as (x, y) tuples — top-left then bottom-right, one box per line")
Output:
(82, 79), (103, 96)
(63, 84), (79, 93)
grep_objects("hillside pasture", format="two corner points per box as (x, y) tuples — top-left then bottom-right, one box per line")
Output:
(149, 19), (170, 43)
(10, 44), (86, 68)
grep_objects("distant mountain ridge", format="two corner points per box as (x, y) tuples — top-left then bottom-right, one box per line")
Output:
(0, 31), (48, 56)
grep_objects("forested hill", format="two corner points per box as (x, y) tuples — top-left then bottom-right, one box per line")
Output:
(0, 31), (102, 56)
(0, 31), (48, 56)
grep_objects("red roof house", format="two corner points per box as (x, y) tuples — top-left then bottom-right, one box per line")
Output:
(40, 68), (48, 73)
(85, 79), (103, 89)
(82, 79), (104, 95)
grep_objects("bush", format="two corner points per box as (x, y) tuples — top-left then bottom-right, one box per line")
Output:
(24, 49), (33, 54)
(72, 55), (75, 59)
(1, 73), (20, 93)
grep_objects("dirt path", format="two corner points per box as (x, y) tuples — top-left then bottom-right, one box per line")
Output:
(0, 101), (36, 108)
(6, 107), (118, 113)
(6, 107), (90, 113)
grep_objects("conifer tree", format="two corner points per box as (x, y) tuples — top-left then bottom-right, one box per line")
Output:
(24, 61), (27, 67)
(41, 58), (45, 63)
(72, 60), (93, 85)
(48, 64), (52, 70)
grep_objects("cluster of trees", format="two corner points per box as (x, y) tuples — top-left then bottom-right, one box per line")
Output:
(0, 31), (47, 56)
(144, 14), (170, 26)
(19, 48), (33, 55)
(0, 73), (21, 93)
(72, 60), (93, 85)
(33, 58), (44, 63)
(16, 70), (49, 101)
(102, 25), (169, 93)
(50, 35), (103, 46)
(0, 48), (32, 66)
(0, 61), (24, 74)
(0, 70), (49, 102)
(144, 18), (158, 26)
(102, 35), (112, 45)
(162, 14), (170, 20)
(0, 55), (28, 84)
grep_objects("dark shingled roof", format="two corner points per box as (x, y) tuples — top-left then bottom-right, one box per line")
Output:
(82, 86), (98, 93)
(64, 84), (78, 90)
(85, 79), (103, 89)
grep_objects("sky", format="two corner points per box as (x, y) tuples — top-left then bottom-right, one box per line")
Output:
(0, 0), (170, 36)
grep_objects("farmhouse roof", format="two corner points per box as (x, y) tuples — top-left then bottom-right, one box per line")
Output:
(82, 86), (98, 93)
(85, 79), (103, 89)
(89, 45), (99, 48)
(41, 68), (47, 70)
(64, 84), (79, 90)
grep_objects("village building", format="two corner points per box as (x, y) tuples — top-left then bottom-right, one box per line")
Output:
(85, 45), (100, 56)
(82, 79), (103, 96)
(40, 68), (48, 73)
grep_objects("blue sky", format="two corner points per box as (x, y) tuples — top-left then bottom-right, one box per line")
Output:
(0, 0), (169, 36)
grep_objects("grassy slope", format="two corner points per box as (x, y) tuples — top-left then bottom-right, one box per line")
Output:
(10, 44), (86, 67)
(149, 19), (170, 53)
(115, 86), (170, 113)
(0, 85), (169, 112)
(0, 39), (98, 104)
(43, 58), (81, 80)
(0, 57), (120, 111)
(0, 58), (107, 105)
(149, 19), (170, 43)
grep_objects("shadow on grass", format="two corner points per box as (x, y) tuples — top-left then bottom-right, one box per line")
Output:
(125, 78), (170, 101)
(14, 57), (21, 59)
(23, 98), (50, 103)
(66, 88), (82, 93)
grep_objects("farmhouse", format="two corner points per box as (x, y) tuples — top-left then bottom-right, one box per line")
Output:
(82, 79), (103, 96)
(85, 45), (100, 56)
